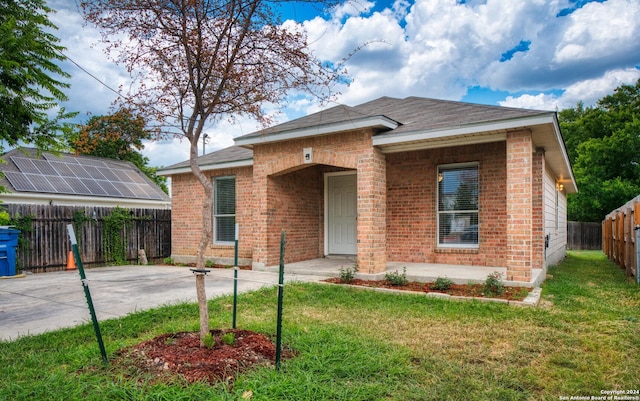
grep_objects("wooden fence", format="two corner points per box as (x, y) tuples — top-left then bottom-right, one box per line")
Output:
(567, 221), (602, 250)
(602, 195), (640, 279)
(5, 204), (171, 273)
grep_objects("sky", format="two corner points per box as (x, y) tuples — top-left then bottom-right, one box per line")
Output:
(46, 0), (640, 168)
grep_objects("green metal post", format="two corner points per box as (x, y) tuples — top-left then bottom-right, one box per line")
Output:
(66, 224), (108, 364)
(233, 224), (239, 329)
(275, 231), (285, 371)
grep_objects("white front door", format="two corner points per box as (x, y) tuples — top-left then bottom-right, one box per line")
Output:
(327, 173), (357, 255)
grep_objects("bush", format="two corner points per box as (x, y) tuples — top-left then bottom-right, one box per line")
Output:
(163, 257), (175, 265)
(203, 332), (215, 349)
(385, 267), (408, 286)
(222, 332), (236, 346)
(431, 277), (454, 291)
(483, 271), (504, 297)
(339, 263), (358, 283)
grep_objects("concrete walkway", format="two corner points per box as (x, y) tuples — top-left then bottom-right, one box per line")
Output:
(0, 265), (325, 342)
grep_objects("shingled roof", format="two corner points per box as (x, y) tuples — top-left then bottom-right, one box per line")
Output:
(234, 96), (552, 145)
(159, 96), (575, 192)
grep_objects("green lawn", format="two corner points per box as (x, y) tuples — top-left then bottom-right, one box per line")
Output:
(1, 251), (639, 400)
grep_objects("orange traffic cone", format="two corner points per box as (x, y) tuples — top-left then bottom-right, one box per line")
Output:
(67, 251), (76, 270)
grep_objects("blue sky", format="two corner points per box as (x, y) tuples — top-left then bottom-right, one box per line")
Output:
(47, 0), (640, 168)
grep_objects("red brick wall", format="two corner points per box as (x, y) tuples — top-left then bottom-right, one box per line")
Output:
(251, 130), (380, 268)
(532, 148), (545, 269)
(267, 167), (323, 264)
(170, 166), (253, 264)
(506, 131), (533, 281)
(386, 142), (507, 266)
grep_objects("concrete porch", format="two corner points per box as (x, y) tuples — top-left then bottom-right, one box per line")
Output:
(258, 257), (544, 288)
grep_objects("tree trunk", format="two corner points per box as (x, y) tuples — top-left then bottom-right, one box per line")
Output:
(195, 272), (209, 346)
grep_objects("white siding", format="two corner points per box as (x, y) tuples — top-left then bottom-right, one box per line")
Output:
(543, 167), (567, 267)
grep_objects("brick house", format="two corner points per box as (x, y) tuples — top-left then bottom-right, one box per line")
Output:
(159, 97), (576, 282)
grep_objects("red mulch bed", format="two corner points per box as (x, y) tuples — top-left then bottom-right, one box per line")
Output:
(324, 278), (531, 301)
(115, 329), (289, 385)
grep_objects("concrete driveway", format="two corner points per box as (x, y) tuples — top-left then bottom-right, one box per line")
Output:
(0, 265), (325, 341)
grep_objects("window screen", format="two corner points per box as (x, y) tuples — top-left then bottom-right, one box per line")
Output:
(214, 176), (236, 243)
(437, 164), (479, 247)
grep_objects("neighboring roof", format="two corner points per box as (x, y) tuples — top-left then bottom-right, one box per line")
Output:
(0, 148), (171, 208)
(157, 146), (253, 176)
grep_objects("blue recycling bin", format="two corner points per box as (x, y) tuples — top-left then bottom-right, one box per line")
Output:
(0, 228), (20, 276)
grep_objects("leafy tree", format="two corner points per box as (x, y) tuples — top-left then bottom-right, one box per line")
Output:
(69, 109), (169, 194)
(81, 0), (341, 345)
(559, 79), (640, 222)
(0, 0), (76, 151)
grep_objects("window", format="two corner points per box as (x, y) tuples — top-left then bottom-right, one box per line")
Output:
(213, 176), (236, 243)
(437, 163), (479, 247)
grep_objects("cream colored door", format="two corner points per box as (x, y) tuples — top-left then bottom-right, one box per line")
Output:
(327, 174), (357, 255)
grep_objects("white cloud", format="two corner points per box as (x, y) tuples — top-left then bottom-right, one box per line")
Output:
(45, 0), (640, 168)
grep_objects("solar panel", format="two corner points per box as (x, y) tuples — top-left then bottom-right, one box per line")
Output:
(80, 178), (109, 196)
(99, 168), (121, 182)
(6, 153), (167, 201)
(5, 172), (37, 191)
(71, 166), (93, 179)
(113, 182), (136, 198)
(49, 161), (76, 177)
(32, 159), (59, 176)
(64, 177), (92, 195)
(114, 169), (134, 182)
(98, 180), (122, 197)
(11, 157), (40, 174)
(84, 165), (107, 180)
(81, 158), (107, 168)
(27, 174), (57, 193)
(46, 175), (75, 194)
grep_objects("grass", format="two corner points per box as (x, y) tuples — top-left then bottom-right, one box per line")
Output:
(1, 251), (639, 400)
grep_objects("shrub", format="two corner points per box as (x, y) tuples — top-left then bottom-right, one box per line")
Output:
(0, 210), (10, 226)
(203, 332), (215, 349)
(222, 332), (236, 346)
(431, 277), (454, 291)
(339, 263), (358, 283)
(385, 267), (408, 286)
(483, 271), (505, 297)
(163, 257), (174, 265)
(205, 260), (214, 268)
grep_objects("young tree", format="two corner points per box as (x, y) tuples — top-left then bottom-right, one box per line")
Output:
(69, 109), (169, 193)
(0, 0), (75, 152)
(81, 0), (341, 345)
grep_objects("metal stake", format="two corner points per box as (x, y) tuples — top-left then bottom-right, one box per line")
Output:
(66, 224), (108, 364)
(275, 230), (285, 371)
(233, 224), (239, 329)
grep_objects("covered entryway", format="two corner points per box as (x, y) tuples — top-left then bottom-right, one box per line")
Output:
(325, 173), (357, 255)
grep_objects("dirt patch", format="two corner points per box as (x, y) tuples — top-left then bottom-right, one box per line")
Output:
(115, 329), (290, 385)
(325, 278), (531, 301)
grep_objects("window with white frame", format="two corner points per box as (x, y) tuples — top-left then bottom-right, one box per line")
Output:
(213, 176), (236, 243)
(437, 163), (479, 247)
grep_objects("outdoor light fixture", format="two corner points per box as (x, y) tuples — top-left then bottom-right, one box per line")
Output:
(556, 182), (564, 191)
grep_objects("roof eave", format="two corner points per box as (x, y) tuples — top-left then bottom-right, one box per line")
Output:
(373, 114), (554, 147)
(373, 113), (578, 194)
(0, 192), (171, 209)
(234, 116), (399, 148)
(157, 159), (254, 176)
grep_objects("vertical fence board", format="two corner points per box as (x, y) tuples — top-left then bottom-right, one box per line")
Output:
(567, 221), (602, 250)
(602, 195), (640, 280)
(5, 205), (171, 273)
